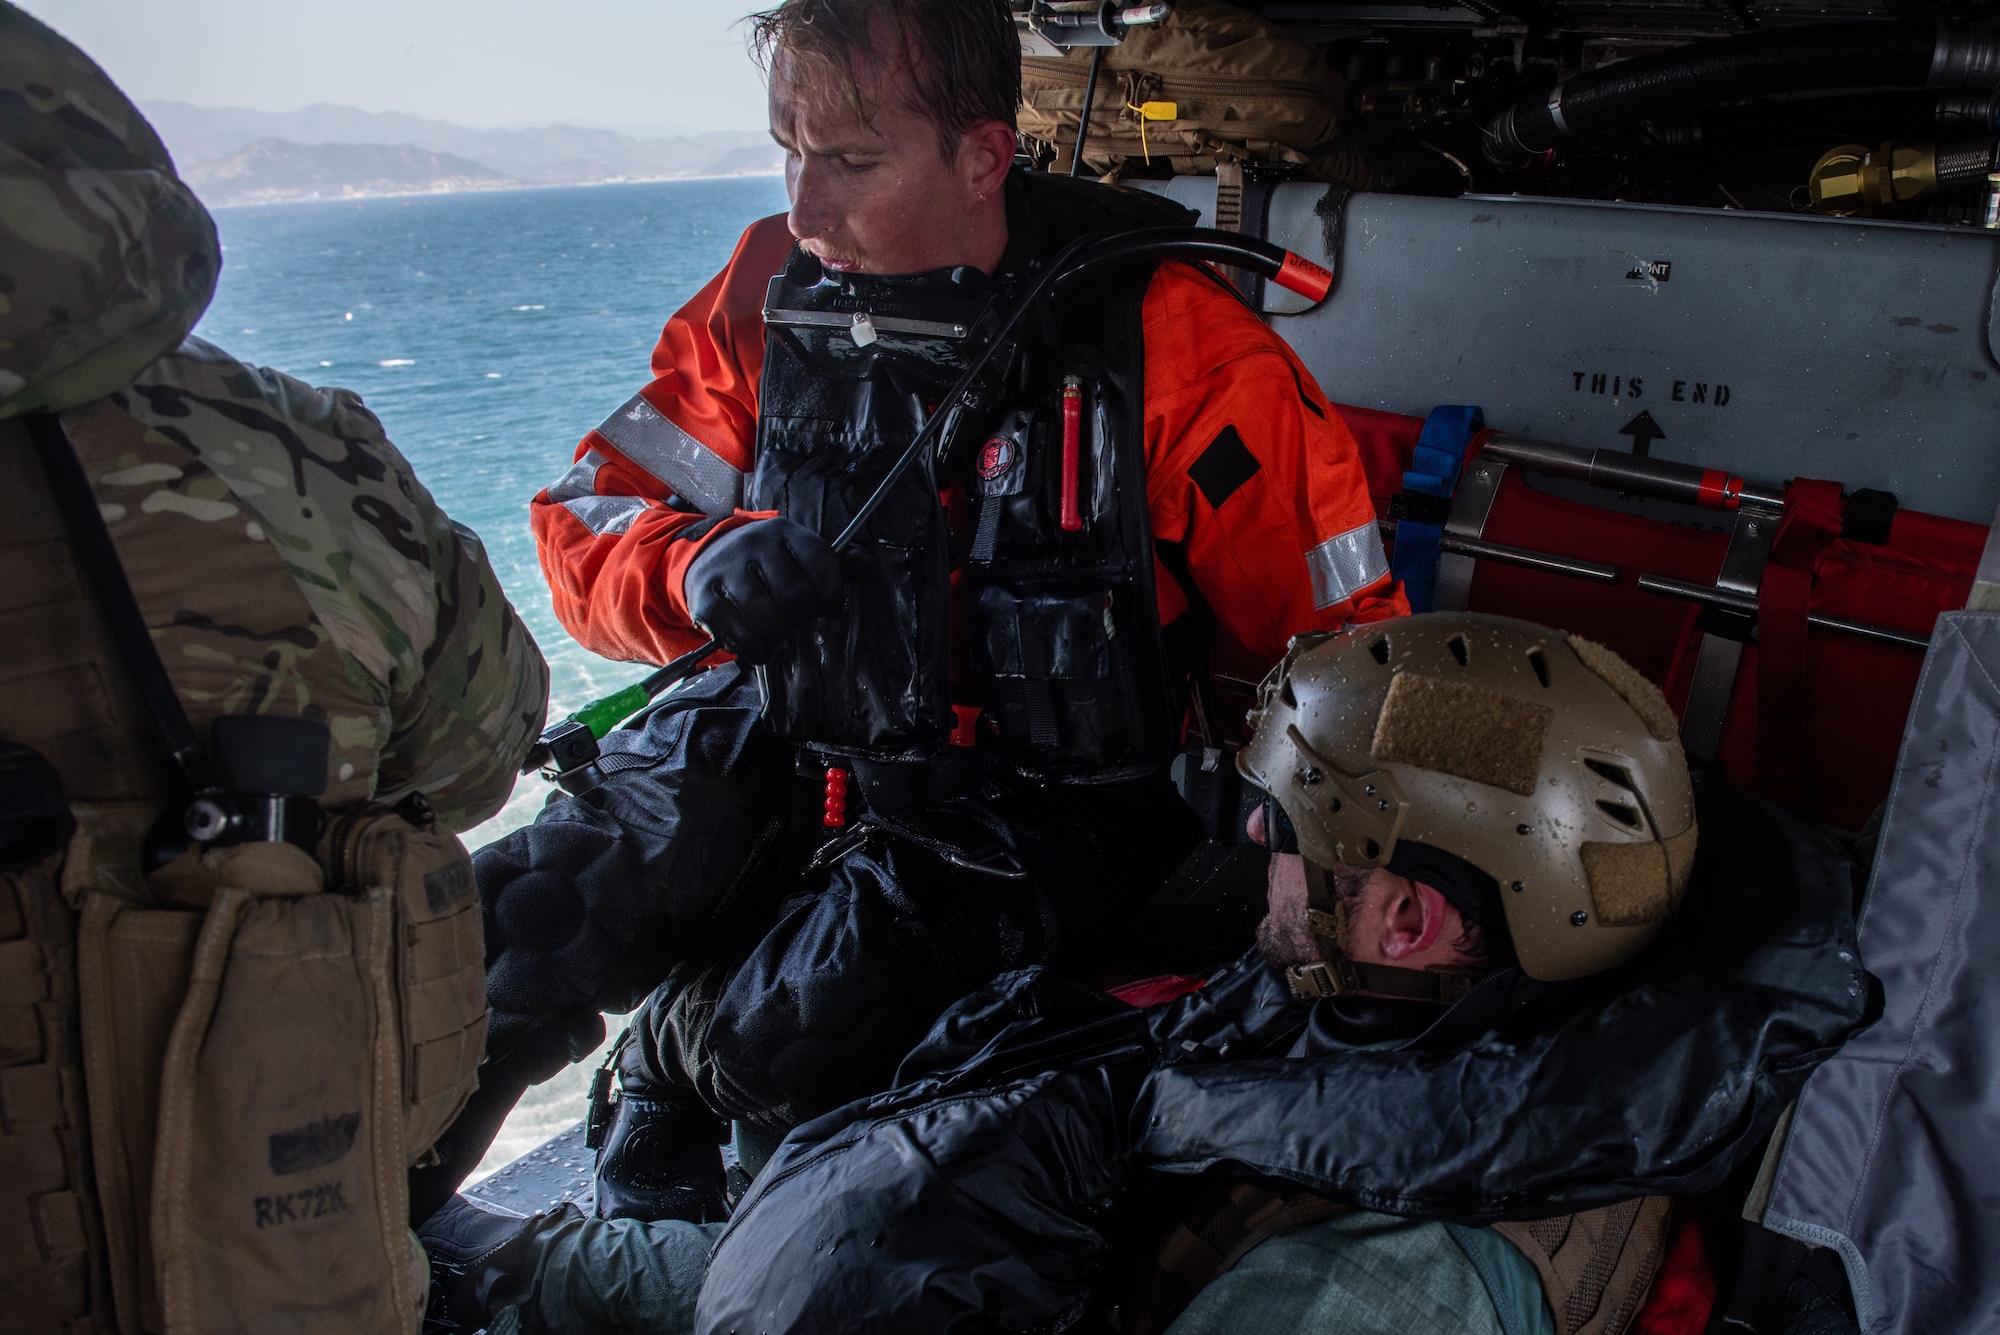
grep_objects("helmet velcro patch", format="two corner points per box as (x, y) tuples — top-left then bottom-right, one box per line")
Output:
(1370, 672), (1551, 797)
(1581, 839), (1675, 926)
(1566, 634), (1679, 742)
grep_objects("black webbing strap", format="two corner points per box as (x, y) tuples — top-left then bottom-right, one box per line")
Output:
(1286, 956), (1476, 1005)
(26, 412), (215, 795)
(1021, 678), (1059, 751)
(966, 499), (1002, 564)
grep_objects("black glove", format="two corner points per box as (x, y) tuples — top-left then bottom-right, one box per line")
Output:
(684, 517), (843, 664)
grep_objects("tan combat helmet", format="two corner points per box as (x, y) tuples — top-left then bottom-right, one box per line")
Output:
(1238, 612), (1697, 982)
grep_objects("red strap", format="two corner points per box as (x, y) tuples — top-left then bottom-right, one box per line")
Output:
(1630, 1214), (1715, 1335)
(1756, 479), (1844, 811)
(949, 704), (982, 748)
(1108, 974), (1208, 1008)
(1060, 377), (1084, 533)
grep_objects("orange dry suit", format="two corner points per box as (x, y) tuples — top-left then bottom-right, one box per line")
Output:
(532, 173), (1406, 768)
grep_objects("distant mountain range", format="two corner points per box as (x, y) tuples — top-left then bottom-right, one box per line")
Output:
(143, 102), (781, 206)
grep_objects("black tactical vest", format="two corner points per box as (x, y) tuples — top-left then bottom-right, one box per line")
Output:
(751, 173), (1198, 780)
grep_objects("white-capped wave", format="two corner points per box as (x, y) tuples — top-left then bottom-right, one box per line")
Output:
(379, 358), (415, 367)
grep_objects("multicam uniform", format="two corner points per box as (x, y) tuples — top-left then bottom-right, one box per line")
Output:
(24, 337), (548, 826)
(0, 6), (547, 1330)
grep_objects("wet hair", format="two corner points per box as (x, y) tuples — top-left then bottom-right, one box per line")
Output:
(748, 0), (1020, 159)
(1448, 914), (1513, 970)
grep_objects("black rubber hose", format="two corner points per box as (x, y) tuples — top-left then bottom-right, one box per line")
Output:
(1050, 227), (1291, 295)
(1485, 21), (2000, 167)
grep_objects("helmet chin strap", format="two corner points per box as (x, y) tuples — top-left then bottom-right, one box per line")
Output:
(1286, 957), (1477, 1004)
(1287, 860), (1483, 1005)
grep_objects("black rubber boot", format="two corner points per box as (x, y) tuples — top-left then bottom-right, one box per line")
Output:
(592, 1092), (730, 1223)
(419, 1193), (571, 1335)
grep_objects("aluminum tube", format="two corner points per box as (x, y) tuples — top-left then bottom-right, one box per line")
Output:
(1480, 434), (1588, 480)
(1439, 533), (1618, 584)
(1636, 574), (1931, 649)
(1482, 433), (1785, 511)
(1380, 516), (1619, 583)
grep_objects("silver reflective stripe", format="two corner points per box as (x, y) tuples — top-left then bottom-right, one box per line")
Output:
(562, 494), (647, 536)
(1306, 520), (1390, 609)
(548, 449), (608, 503)
(592, 394), (744, 517)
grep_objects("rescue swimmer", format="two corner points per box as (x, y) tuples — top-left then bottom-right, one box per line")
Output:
(467, 0), (1407, 1225)
(0, 6), (550, 1331)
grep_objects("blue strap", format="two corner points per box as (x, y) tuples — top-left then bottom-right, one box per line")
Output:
(1390, 405), (1484, 613)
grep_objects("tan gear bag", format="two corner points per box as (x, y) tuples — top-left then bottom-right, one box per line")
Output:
(1, 845), (109, 1334)
(72, 803), (485, 1335)
(1018, 0), (1362, 184)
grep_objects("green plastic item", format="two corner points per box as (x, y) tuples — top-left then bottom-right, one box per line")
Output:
(574, 682), (651, 739)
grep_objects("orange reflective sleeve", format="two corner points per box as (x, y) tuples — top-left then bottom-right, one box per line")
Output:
(1141, 263), (1408, 670)
(531, 215), (795, 663)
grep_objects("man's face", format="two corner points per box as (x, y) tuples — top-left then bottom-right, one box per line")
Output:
(768, 45), (1010, 276)
(1254, 846), (1322, 969)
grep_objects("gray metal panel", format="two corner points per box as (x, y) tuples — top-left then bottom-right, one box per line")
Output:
(1140, 180), (2000, 523)
(1764, 612), (2000, 1335)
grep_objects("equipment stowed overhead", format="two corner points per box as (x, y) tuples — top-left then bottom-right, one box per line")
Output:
(1009, 0), (2000, 525)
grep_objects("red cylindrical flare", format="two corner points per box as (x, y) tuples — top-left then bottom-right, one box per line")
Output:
(1060, 376), (1083, 533)
(823, 766), (850, 828)
(1274, 251), (1333, 302)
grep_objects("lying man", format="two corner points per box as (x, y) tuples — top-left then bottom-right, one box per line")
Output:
(696, 613), (1877, 1333)
(425, 614), (1873, 1334)
(461, 0), (1404, 1225)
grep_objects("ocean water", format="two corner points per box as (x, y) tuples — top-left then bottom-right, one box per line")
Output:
(193, 176), (791, 1179)
(195, 175), (789, 846)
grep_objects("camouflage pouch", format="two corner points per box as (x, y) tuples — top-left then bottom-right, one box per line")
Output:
(321, 804), (487, 1163)
(147, 841), (417, 1335)
(1, 847), (112, 1335)
(75, 887), (198, 1335)
(71, 803), (480, 1334)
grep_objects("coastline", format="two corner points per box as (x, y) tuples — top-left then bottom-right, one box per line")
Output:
(203, 168), (784, 210)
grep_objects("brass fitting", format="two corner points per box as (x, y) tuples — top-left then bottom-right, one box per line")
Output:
(1809, 142), (1939, 216)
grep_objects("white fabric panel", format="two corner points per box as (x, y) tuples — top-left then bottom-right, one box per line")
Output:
(547, 449), (608, 504)
(592, 393), (744, 517)
(1305, 520), (1390, 610)
(561, 494), (647, 536)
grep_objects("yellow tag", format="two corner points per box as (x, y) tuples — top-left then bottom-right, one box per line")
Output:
(1125, 101), (1179, 164)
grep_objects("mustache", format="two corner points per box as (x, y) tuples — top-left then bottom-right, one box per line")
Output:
(805, 243), (865, 271)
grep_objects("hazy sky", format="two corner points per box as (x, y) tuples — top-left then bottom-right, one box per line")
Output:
(18, 0), (775, 131)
